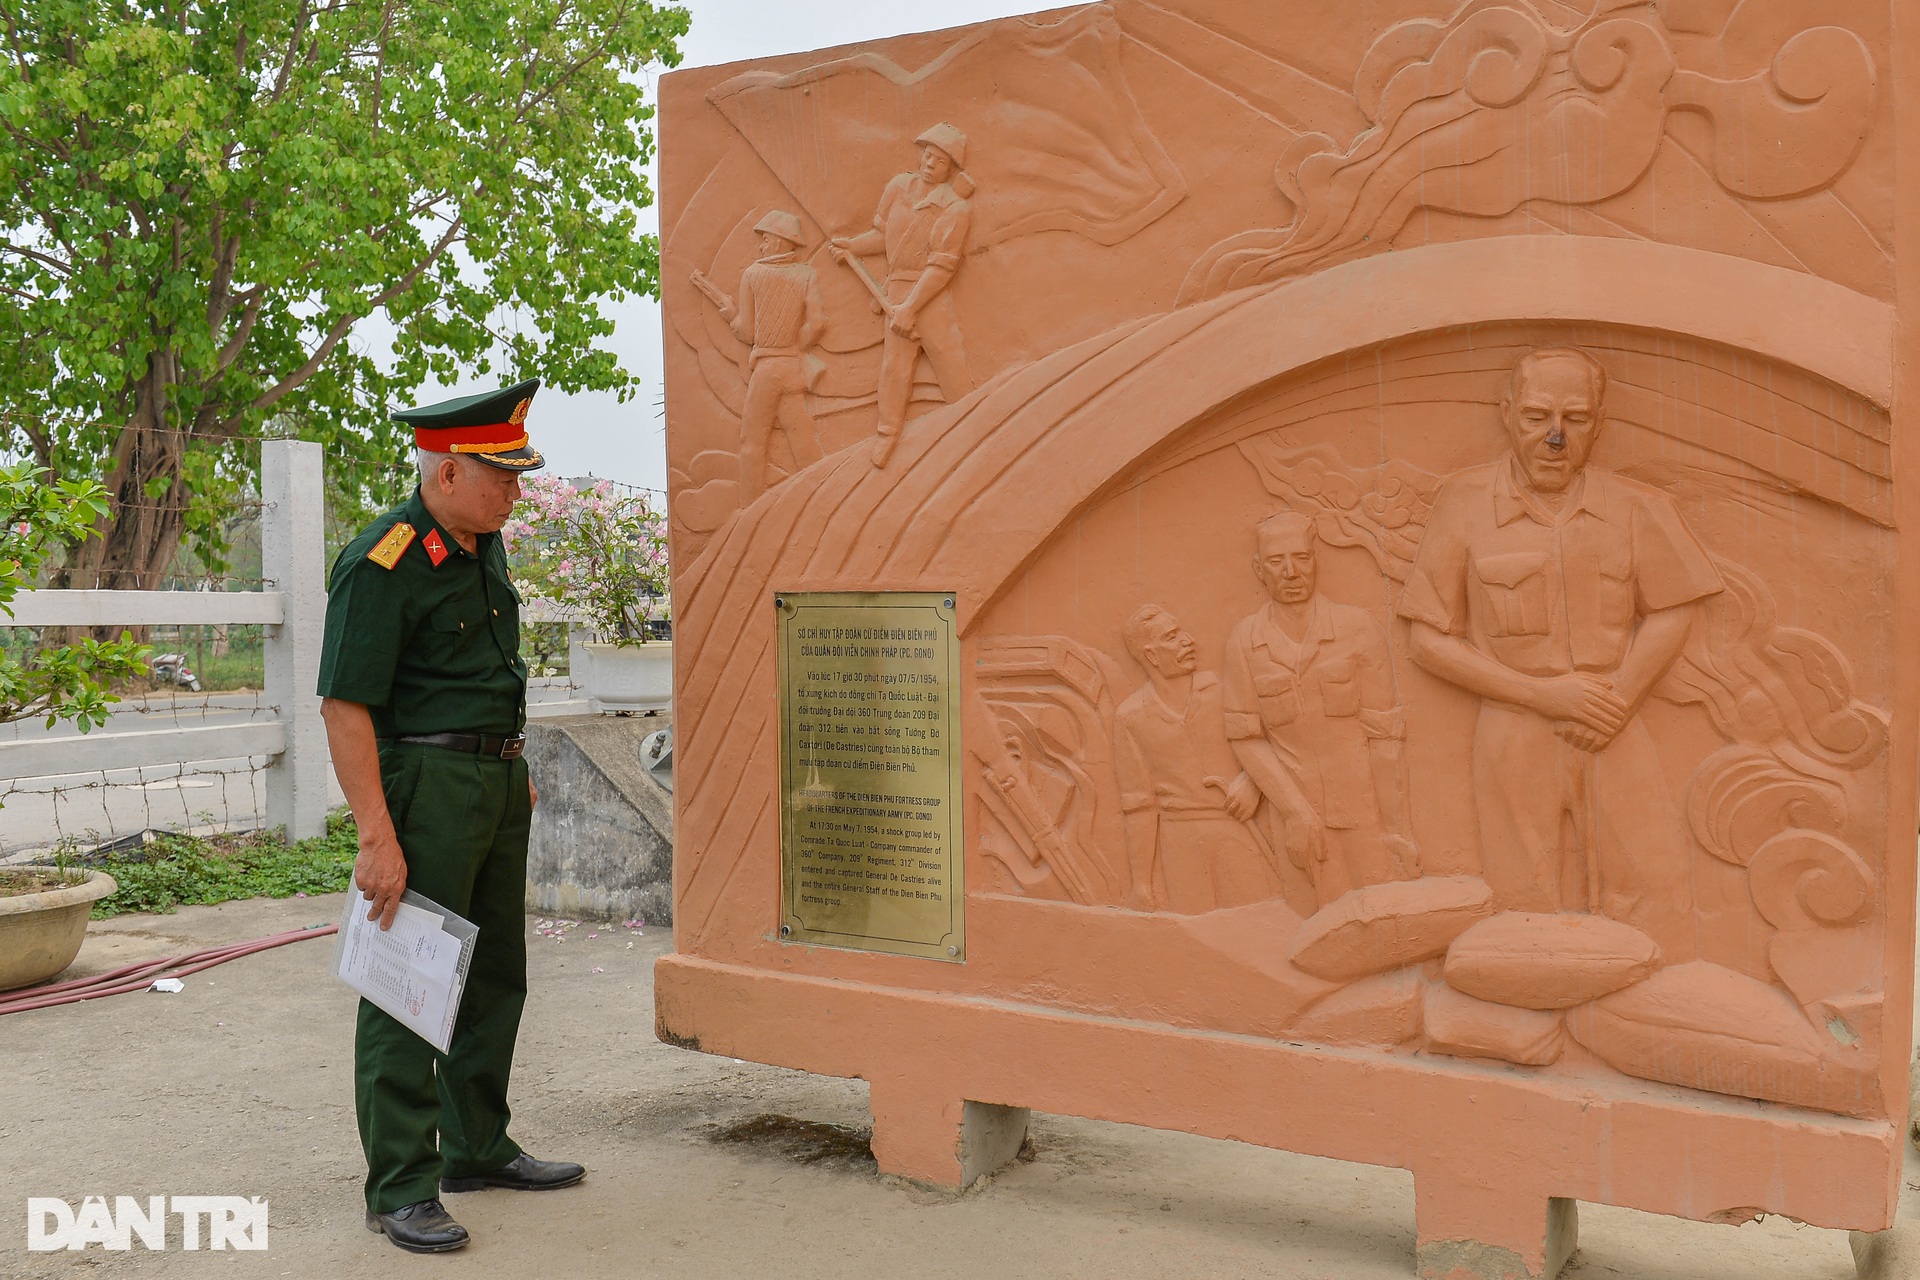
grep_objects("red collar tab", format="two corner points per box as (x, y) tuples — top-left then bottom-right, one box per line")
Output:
(423, 528), (450, 566)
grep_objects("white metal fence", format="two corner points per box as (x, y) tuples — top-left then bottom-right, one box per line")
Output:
(1, 441), (331, 845)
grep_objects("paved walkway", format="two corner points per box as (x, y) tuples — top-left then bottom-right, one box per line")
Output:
(0, 894), (1904, 1278)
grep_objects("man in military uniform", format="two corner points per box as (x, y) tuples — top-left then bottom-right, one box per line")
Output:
(1223, 512), (1417, 911)
(829, 122), (976, 467)
(1399, 346), (1723, 959)
(317, 379), (584, 1254)
(690, 209), (827, 502)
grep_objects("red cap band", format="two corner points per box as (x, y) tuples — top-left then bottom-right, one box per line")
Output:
(414, 422), (526, 452)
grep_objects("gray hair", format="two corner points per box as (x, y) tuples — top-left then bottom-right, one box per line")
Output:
(416, 448), (455, 486)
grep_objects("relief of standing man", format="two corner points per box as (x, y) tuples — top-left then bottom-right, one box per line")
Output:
(690, 210), (826, 503)
(829, 123), (977, 467)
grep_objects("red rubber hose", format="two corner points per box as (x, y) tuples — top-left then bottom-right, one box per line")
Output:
(0, 922), (338, 1016)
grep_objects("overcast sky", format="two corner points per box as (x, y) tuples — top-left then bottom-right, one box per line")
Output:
(439, 0), (1045, 493)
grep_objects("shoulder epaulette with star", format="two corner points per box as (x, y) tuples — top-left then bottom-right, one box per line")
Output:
(366, 522), (416, 570)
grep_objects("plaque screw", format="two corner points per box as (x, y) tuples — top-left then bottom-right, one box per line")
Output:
(943, 597), (954, 608)
(780, 924), (792, 937)
(774, 596), (785, 609)
(947, 945), (958, 956)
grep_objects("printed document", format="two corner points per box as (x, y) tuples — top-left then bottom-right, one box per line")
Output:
(332, 890), (477, 1053)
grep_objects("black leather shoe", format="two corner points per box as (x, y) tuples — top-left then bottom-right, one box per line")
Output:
(365, 1200), (469, 1253)
(440, 1152), (586, 1193)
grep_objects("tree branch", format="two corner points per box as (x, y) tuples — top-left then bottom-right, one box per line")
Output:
(241, 214), (464, 421)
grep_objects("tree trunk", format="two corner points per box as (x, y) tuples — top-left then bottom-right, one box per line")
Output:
(61, 362), (190, 640)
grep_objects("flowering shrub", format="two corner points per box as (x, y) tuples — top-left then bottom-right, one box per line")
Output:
(503, 476), (669, 646)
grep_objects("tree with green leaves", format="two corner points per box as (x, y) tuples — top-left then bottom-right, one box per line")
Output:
(0, 0), (688, 587)
(0, 462), (149, 731)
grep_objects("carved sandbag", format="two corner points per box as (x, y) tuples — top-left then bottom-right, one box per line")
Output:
(1421, 984), (1566, 1067)
(1286, 876), (1494, 982)
(1443, 912), (1661, 1011)
(1565, 961), (1879, 1118)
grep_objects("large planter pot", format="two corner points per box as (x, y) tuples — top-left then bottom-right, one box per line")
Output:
(0, 869), (117, 992)
(580, 640), (673, 714)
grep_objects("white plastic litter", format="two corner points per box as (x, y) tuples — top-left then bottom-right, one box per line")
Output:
(149, 979), (185, 994)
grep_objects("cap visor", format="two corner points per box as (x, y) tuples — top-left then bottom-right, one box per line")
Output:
(470, 446), (545, 472)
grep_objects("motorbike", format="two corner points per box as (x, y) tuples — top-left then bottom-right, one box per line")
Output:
(149, 652), (203, 693)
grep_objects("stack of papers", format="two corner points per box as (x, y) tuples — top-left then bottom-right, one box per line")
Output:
(331, 890), (478, 1053)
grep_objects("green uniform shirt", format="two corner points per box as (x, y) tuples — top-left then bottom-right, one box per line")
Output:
(317, 488), (527, 736)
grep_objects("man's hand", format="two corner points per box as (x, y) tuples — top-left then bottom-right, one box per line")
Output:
(1532, 673), (1628, 736)
(354, 828), (408, 932)
(1553, 720), (1615, 753)
(1382, 833), (1420, 878)
(887, 304), (919, 338)
(1210, 773), (1261, 822)
(1280, 805), (1328, 868)
(529, 776), (539, 810)
(827, 239), (853, 264)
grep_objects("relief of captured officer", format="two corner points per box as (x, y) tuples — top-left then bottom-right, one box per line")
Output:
(1398, 346), (1723, 960)
(829, 122), (977, 467)
(317, 381), (584, 1255)
(689, 209), (827, 502)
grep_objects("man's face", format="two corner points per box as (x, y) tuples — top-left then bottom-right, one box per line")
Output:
(757, 231), (793, 258)
(1254, 526), (1316, 605)
(918, 145), (954, 184)
(1139, 614), (1198, 677)
(1503, 357), (1601, 493)
(431, 455), (524, 536)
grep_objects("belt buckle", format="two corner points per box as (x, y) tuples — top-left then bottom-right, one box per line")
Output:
(500, 736), (526, 761)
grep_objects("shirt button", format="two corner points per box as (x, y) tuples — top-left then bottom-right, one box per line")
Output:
(459, 621), (465, 630)
(492, 609), (499, 616)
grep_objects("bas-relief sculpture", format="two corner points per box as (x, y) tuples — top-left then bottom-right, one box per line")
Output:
(970, 343), (1889, 1117)
(657, 0), (1914, 1273)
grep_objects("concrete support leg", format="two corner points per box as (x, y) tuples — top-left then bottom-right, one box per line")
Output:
(868, 1077), (1028, 1190)
(1414, 1168), (1577, 1280)
(1853, 1225), (1920, 1278)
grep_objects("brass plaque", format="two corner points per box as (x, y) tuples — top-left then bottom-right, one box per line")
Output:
(777, 591), (964, 961)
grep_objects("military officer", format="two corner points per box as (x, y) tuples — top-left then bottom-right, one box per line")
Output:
(317, 379), (584, 1255)
(1223, 512), (1417, 910)
(1399, 346), (1723, 960)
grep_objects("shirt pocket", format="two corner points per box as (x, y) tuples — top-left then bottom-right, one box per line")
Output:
(428, 605), (473, 639)
(1319, 657), (1362, 717)
(1253, 670), (1301, 728)
(1593, 539), (1635, 627)
(1473, 551), (1552, 637)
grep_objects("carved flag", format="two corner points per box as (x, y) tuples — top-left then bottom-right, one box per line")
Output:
(706, 3), (1185, 249)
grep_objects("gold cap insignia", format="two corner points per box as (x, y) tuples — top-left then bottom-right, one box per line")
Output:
(508, 398), (531, 426)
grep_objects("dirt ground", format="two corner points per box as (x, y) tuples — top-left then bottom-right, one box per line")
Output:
(1, 893), (1911, 1279)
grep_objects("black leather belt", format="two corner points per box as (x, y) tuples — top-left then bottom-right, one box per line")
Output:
(387, 732), (526, 760)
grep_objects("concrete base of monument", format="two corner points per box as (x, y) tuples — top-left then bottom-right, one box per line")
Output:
(656, 953), (1898, 1279)
(524, 714), (674, 924)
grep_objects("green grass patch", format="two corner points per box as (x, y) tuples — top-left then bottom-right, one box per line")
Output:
(86, 809), (358, 918)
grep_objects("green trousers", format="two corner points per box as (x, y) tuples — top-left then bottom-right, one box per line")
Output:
(356, 742), (532, 1213)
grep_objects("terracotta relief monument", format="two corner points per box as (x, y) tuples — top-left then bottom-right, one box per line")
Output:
(654, 3), (1917, 1276)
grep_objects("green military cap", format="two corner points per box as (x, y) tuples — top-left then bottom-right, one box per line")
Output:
(394, 377), (546, 472)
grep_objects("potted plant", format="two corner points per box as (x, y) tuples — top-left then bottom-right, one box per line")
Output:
(505, 476), (672, 713)
(1, 461), (146, 988)
(0, 862), (119, 991)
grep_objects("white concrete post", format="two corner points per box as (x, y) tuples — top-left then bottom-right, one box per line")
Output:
(262, 440), (329, 841)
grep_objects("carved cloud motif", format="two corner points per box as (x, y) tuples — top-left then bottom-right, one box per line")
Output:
(708, 4), (1186, 251)
(1180, 0), (1877, 303)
